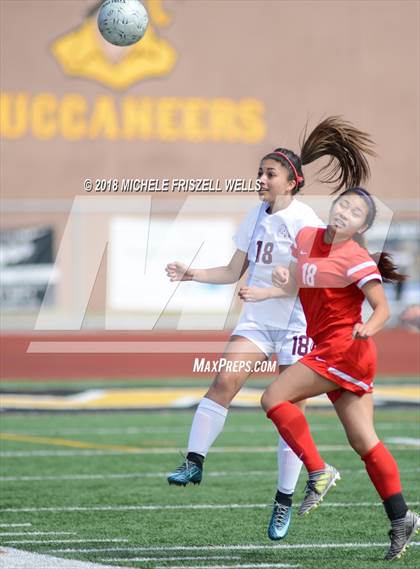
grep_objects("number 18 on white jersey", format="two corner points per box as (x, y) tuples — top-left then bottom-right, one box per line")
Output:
(233, 199), (323, 331)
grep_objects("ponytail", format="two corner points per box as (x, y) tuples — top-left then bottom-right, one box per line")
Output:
(372, 252), (408, 284)
(300, 116), (376, 193)
(264, 116), (375, 195)
(352, 234), (407, 284)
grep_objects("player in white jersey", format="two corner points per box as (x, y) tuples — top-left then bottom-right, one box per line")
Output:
(166, 117), (375, 541)
(233, 195), (321, 358)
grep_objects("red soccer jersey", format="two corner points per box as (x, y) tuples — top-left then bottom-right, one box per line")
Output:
(291, 227), (382, 343)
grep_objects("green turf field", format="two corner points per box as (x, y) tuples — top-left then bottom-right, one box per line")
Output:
(1, 406), (419, 569)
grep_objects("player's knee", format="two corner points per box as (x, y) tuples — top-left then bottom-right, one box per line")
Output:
(295, 399), (307, 411)
(347, 433), (370, 456)
(210, 372), (242, 399)
(261, 384), (289, 412)
(260, 390), (268, 411)
(260, 388), (273, 412)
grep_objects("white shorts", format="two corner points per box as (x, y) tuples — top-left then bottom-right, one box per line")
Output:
(231, 322), (314, 365)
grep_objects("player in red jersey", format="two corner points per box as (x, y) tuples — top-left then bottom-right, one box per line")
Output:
(246, 187), (419, 560)
(167, 117), (376, 541)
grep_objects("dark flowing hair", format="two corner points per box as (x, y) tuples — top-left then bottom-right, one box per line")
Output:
(263, 116), (376, 195)
(334, 188), (407, 284)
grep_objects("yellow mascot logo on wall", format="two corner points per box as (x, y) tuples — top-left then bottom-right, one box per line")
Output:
(1, 0), (266, 142)
(51, 0), (177, 90)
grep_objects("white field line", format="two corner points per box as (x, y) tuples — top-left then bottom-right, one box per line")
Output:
(3, 502), (419, 513)
(0, 427), (273, 436)
(0, 444), (416, 458)
(0, 531), (75, 536)
(376, 422), (420, 430)
(0, 523), (31, 527)
(3, 538), (129, 545)
(1, 422), (417, 437)
(385, 437), (420, 446)
(155, 565), (300, 569)
(2, 467), (420, 483)
(101, 556), (242, 562)
(0, 548), (130, 569)
(49, 542), (420, 554)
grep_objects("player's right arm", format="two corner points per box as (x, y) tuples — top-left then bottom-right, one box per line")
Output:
(271, 261), (298, 296)
(270, 225), (309, 295)
(165, 249), (249, 284)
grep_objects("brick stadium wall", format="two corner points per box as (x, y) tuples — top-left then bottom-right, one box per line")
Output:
(1, 329), (418, 380)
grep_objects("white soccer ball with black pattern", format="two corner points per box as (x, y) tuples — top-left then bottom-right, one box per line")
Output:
(97, 0), (149, 47)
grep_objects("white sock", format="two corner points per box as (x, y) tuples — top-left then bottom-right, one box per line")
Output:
(277, 435), (304, 494)
(187, 397), (228, 457)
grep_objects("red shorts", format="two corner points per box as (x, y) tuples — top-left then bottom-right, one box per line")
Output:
(299, 330), (377, 402)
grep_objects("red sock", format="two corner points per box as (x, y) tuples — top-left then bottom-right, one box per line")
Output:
(267, 401), (325, 472)
(362, 441), (402, 500)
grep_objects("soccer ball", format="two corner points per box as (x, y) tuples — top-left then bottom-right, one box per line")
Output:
(97, 0), (149, 47)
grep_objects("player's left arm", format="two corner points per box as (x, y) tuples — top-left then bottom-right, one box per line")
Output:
(353, 280), (390, 339)
(238, 285), (286, 302)
(238, 262), (298, 302)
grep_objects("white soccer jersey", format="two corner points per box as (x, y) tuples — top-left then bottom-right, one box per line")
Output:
(233, 199), (324, 330)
